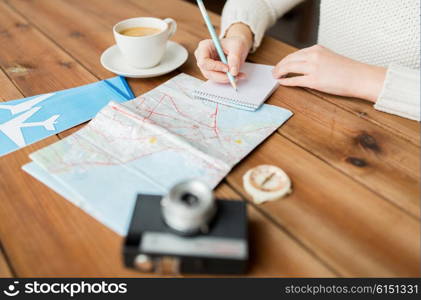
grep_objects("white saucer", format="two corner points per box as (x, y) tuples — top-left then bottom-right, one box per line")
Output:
(100, 41), (188, 78)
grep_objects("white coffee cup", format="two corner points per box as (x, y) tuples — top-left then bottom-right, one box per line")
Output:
(113, 17), (177, 69)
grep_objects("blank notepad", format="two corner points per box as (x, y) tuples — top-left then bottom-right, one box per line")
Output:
(194, 63), (279, 110)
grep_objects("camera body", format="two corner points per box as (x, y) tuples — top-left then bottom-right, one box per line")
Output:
(123, 187), (248, 274)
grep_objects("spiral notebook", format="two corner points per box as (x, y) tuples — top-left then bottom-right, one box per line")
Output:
(194, 63), (279, 111)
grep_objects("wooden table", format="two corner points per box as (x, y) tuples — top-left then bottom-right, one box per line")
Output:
(0, 0), (419, 278)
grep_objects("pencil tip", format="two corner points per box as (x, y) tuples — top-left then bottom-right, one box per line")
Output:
(232, 81), (238, 91)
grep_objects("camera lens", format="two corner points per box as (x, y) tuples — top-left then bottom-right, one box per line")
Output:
(180, 192), (199, 206)
(161, 180), (216, 235)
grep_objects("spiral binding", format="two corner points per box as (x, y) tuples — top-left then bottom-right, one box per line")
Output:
(193, 90), (256, 110)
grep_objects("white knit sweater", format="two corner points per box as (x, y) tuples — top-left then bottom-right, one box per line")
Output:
(220, 0), (420, 121)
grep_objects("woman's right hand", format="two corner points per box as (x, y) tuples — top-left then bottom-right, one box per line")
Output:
(194, 23), (253, 83)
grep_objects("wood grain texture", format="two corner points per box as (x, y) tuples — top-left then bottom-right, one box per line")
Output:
(267, 85), (420, 217)
(128, 0), (420, 217)
(0, 0), (419, 277)
(0, 247), (13, 277)
(226, 135), (420, 276)
(0, 143), (332, 277)
(0, 142), (333, 276)
(210, 185), (334, 277)
(8, 0), (419, 218)
(308, 90), (420, 147)
(251, 38), (421, 147)
(128, 0), (415, 219)
(0, 0), (334, 277)
(0, 2), (97, 95)
(126, 0), (420, 147)
(0, 69), (22, 101)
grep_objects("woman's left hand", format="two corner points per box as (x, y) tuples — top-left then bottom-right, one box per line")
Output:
(272, 45), (387, 103)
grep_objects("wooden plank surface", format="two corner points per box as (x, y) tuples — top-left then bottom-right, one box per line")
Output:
(267, 85), (420, 217)
(129, 0), (420, 216)
(0, 69), (23, 101)
(11, 0), (418, 218)
(0, 0), (419, 277)
(124, 0), (420, 147)
(0, 246), (13, 277)
(251, 38), (421, 146)
(0, 3), (96, 94)
(0, 0), (333, 277)
(226, 135), (420, 276)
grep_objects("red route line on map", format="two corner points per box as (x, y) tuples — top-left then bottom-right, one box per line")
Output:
(46, 137), (115, 173)
(146, 92), (224, 146)
(110, 94), (238, 161)
(49, 129), (227, 174)
(136, 94), (206, 126)
(98, 92), (275, 163)
(93, 109), (209, 146)
(47, 85), (276, 173)
(48, 142), (227, 174)
(106, 93), (218, 141)
(98, 91), (274, 145)
(48, 137), (175, 173)
(161, 92), (216, 129)
(107, 100), (233, 165)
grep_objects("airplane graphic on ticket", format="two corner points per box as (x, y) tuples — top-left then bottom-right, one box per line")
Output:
(0, 94), (59, 147)
(0, 93), (55, 115)
(0, 76), (133, 157)
(23, 73), (293, 235)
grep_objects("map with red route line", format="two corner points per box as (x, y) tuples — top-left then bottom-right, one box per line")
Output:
(23, 73), (292, 235)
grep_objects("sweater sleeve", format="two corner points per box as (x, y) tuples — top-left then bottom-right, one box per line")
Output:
(220, 0), (304, 52)
(374, 63), (420, 121)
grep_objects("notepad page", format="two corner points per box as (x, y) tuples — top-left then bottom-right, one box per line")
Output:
(194, 63), (279, 110)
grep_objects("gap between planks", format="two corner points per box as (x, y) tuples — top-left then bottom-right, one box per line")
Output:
(2, 0), (417, 276)
(125, 0), (420, 147)
(123, 0), (419, 220)
(4, 0), (418, 220)
(0, 1), (342, 275)
(9, 0), (416, 148)
(2, 1), (100, 142)
(225, 181), (342, 277)
(0, 243), (16, 277)
(274, 131), (419, 220)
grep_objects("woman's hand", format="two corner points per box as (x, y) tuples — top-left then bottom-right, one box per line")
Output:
(194, 23), (253, 83)
(272, 45), (387, 102)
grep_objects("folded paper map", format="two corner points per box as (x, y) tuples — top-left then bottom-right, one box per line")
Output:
(23, 73), (292, 235)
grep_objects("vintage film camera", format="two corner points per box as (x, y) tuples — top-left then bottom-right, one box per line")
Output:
(123, 180), (248, 274)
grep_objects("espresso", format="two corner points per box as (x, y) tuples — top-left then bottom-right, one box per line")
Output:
(119, 27), (162, 37)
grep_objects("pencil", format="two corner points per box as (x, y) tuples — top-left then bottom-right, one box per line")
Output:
(196, 0), (237, 91)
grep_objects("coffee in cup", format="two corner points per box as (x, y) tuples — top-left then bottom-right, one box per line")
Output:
(113, 17), (177, 69)
(119, 27), (162, 37)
